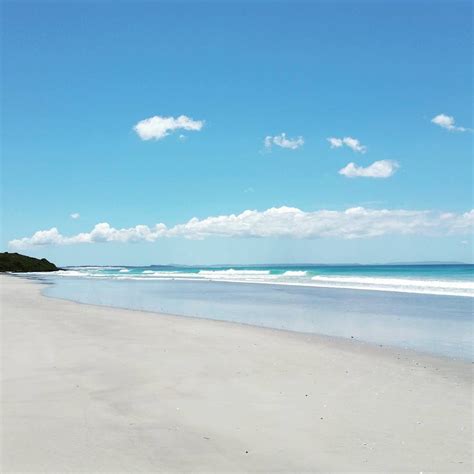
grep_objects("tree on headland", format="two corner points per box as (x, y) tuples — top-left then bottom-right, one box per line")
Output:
(0, 252), (59, 272)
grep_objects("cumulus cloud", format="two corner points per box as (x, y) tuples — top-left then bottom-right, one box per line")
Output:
(431, 114), (468, 132)
(134, 115), (204, 140)
(264, 133), (304, 150)
(339, 160), (399, 178)
(10, 223), (168, 249)
(327, 136), (367, 153)
(70, 213), (80, 220)
(9, 206), (473, 249)
(327, 137), (343, 148)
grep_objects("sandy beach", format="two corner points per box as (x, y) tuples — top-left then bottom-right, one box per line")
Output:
(0, 274), (472, 472)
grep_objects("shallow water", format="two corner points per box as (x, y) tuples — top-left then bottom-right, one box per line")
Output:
(43, 263), (474, 297)
(35, 274), (473, 360)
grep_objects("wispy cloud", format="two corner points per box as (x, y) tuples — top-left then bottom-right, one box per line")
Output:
(70, 213), (80, 220)
(134, 115), (204, 141)
(264, 133), (304, 150)
(9, 206), (473, 249)
(431, 114), (468, 132)
(339, 160), (399, 178)
(327, 136), (367, 153)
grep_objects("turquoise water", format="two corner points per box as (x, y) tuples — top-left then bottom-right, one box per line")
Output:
(52, 264), (473, 297)
(23, 264), (473, 360)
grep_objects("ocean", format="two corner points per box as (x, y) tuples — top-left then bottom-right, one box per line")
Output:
(24, 264), (473, 360)
(45, 263), (473, 296)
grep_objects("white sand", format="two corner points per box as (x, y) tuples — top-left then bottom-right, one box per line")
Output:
(0, 274), (472, 472)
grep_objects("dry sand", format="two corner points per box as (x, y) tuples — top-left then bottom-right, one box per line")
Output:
(0, 274), (472, 472)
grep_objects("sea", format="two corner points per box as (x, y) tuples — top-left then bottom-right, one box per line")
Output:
(24, 264), (473, 360)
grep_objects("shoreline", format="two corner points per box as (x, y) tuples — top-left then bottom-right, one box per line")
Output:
(1, 274), (472, 472)
(37, 272), (474, 360)
(36, 275), (471, 364)
(31, 268), (474, 298)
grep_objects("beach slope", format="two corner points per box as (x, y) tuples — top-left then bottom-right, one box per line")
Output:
(0, 275), (472, 472)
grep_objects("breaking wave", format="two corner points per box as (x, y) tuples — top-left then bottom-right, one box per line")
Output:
(309, 276), (474, 297)
(33, 266), (473, 297)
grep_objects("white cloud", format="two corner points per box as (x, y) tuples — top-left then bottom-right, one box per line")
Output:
(327, 137), (343, 148)
(264, 133), (304, 150)
(327, 136), (367, 153)
(9, 223), (168, 249)
(339, 160), (399, 178)
(134, 115), (204, 141)
(70, 213), (80, 220)
(431, 114), (468, 132)
(9, 206), (473, 249)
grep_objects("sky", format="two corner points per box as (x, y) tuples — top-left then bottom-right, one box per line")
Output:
(1, 0), (472, 266)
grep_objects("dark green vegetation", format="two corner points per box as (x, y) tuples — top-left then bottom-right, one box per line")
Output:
(0, 252), (59, 272)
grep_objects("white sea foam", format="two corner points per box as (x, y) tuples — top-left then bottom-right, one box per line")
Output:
(281, 271), (308, 276)
(309, 276), (474, 297)
(48, 269), (109, 278)
(198, 269), (271, 276)
(197, 269), (275, 282)
(115, 275), (205, 282)
(140, 271), (195, 278)
(56, 270), (92, 277)
(47, 267), (473, 297)
(119, 269), (130, 273)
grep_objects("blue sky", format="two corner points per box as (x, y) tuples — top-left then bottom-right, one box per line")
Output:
(2, 1), (472, 265)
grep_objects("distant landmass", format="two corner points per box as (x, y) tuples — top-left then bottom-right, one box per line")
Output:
(0, 252), (59, 272)
(385, 261), (467, 266)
